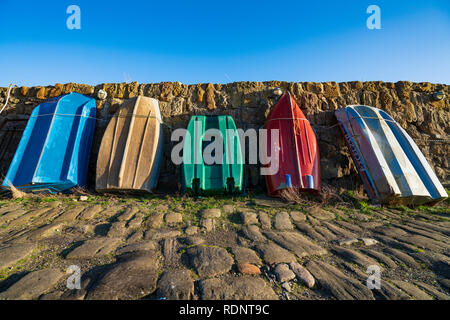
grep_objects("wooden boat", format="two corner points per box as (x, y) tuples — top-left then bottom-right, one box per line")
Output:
(335, 105), (448, 205)
(2, 93), (96, 193)
(264, 92), (321, 196)
(181, 115), (243, 195)
(96, 96), (163, 193)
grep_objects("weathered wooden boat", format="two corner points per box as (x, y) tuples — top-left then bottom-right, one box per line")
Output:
(335, 105), (448, 205)
(181, 115), (243, 195)
(96, 96), (163, 193)
(264, 92), (321, 196)
(2, 93), (96, 193)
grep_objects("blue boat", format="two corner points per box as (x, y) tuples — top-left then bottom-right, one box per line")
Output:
(2, 93), (97, 193)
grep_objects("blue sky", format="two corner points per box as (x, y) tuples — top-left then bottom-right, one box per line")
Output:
(0, 0), (449, 86)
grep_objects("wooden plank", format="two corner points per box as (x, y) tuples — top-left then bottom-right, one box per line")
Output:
(96, 115), (117, 190)
(107, 100), (133, 189)
(133, 98), (160, 189)
(118, 97), (140, 189)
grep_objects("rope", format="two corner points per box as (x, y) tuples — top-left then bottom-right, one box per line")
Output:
(3, 108), (449, 143)
(29, 113), (164, 121)
(266, 117), (309, 122)
(337, 122), (450, 144)
(312, 123), (340, 129)
(26, 112), (176, 132)
(416, 139), (450, 143)
(310, 116), (398, 130)
(29, 113), (103, 121)
(0, 84), (13, 115)
(110, 113), (163, 121)
(350, 116), (398, 123)
(260, 119), (450, 143)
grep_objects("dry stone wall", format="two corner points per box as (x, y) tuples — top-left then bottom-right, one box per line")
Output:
(0, 81), (448, 193)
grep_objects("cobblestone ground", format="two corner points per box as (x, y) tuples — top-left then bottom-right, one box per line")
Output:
(0, 192), (448, 300)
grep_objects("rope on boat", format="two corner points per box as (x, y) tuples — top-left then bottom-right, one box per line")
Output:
(311, 123), (340, 129)
(266, 117), (309, 122)
(417, 139), (450, 143)
(25, 112), (176, 131)
(28, 113), (101, 121)
(312, 120), (450, 143)
(28, 113), (163, 122)
(350, 116), (398, 123)
(3, 109), (449, 143)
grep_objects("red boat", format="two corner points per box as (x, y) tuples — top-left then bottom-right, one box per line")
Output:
(264, 92), (321, 196)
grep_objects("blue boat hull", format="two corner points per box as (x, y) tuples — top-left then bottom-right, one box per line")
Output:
(2, 93), (96, 193)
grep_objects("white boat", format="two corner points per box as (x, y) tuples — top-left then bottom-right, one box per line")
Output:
(335, 105), (448, 205)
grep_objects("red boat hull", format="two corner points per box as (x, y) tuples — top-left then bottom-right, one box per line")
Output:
(264, 92), (321, 196)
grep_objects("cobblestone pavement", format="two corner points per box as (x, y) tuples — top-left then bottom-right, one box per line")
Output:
(0, 193), (448, 300)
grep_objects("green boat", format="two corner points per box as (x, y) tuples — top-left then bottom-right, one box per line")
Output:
(181, 115), (244, 195)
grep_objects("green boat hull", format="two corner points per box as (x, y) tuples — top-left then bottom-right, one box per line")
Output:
(181, 115), (243, 195)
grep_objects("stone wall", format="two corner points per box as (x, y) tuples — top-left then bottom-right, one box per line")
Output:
(0, 81), (448, 193)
